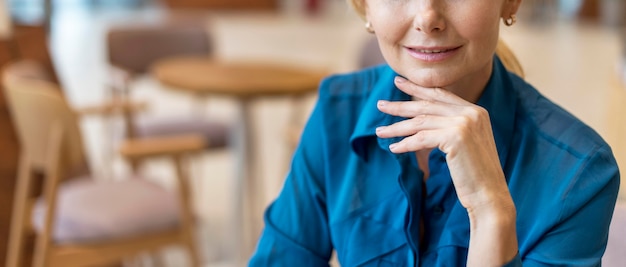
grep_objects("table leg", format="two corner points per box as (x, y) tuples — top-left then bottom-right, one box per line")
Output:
(232, 99), (264, 264)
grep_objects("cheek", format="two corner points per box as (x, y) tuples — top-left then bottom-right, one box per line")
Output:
(367, 1), (413, 42)
(369, 12), (413, 60)
(453, 7), (502, 49)
(372, 23), (410, 63)
(376, 30), (409, 73)
(372, 14), (410, 39)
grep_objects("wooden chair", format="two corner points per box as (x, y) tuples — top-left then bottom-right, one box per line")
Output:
(105, 16), (232, 171)
(3, 60), (203, 267)
(105, 16), (229, 146)
(0, 22), (63, 266)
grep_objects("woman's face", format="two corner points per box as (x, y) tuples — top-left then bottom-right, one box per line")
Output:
(364, 0), (520, 93)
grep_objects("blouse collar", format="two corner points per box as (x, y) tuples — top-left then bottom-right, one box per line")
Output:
(350, 56), (517, 170)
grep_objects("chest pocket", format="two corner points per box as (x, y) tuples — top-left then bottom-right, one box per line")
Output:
(343, 216), (408, 266)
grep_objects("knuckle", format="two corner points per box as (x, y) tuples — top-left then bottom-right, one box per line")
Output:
(465, 108), (480, 121)
(453, 123), (470, 139)
(419, 100), (432, 111)
(432, 87), (445, 98)
(452, 126), (467, 143)
(458, 115), (471, 128)
(402, 133), (423, 152)
(470, 106), (488, 120)
(415, 131), (427, 143)
(462, 106), (488, 125)
(413, 114), (427, 126)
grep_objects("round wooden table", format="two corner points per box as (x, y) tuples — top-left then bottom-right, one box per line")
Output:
(152, 56), (326, 261)
(154, 56), (326, 98)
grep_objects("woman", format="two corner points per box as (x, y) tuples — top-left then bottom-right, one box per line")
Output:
(249, 0), (620, 266)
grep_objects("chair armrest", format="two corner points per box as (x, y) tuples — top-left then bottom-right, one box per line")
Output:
(118, 134), (206, 160)
(74, 100), (148, 117)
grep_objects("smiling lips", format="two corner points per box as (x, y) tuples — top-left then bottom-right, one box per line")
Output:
(405, 45), (462, 62)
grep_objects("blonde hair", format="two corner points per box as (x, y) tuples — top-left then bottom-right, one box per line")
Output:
(495, 39), (525, 78)
(347, 0), (366, 20)
(347, 0), (525, 78)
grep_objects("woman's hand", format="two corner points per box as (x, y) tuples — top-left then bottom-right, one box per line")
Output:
(376, 76), (518, 266)
(376, 76), (510, 210)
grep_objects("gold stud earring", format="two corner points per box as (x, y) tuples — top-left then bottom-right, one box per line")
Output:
(504, 14), (517, 26)
(365, 21), (375, 33)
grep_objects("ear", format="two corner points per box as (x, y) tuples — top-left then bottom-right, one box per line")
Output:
(347, 0), (367, 20)
(502, 0), (522, 18)
(356, 0), (368, 21)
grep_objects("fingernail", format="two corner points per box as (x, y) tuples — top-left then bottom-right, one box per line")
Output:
(389, 143), (397, 151)
(395, 76), (406, 83)
(376, 126), (385, 132)
(377, 100), (387, 107)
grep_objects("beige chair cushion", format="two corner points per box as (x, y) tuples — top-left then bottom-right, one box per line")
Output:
(32, 177), (180, 244)
(134, 116), (231, 148)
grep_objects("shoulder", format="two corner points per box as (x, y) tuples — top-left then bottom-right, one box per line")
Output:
(509, 74), (612, 158)
(507, 75), (619, 255)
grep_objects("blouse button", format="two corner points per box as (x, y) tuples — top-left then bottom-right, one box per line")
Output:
(433, 206), (444, 215)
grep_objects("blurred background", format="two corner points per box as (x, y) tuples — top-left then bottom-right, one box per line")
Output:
(0, 0), (624, 266)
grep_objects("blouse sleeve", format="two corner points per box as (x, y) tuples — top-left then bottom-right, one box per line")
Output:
(521, 146), (620, 266)
(249, 92), (333, 267)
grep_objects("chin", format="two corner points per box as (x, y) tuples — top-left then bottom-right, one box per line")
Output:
(390, 64), (455, 88)
(403, 71), (456, 89)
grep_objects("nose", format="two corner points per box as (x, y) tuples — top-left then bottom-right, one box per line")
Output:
(412, 1), (445, 33)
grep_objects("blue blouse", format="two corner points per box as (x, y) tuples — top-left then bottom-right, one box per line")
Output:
(249, 57), (620, 266)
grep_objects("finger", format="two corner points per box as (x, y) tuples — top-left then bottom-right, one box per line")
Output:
(376, 114), (460, 138)
(388, 129), (446, 154)
(377, 99), (464, 118)
(394, 76), (469, 105)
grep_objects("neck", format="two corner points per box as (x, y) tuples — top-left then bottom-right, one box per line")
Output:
(444, 59), (494, 103)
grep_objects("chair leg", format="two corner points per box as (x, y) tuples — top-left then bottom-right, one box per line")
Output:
(129, 159), (142, 174)
(172, 156), (201, 267)
(6, 155), (35, 267)
(186, 236), (201, 267)
(123, 255), (145, 267)
(104, 261), (127, 267)
(34, 124), (65, 267)
(148, 250), (167, 267)
(31, 205), (52, 266)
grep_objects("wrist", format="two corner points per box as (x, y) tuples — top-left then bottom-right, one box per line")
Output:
(468, 201), (516, 233)
(467, 192), (516, 221)
(464, 187), (516, 218)
(466, 195), (518, 267)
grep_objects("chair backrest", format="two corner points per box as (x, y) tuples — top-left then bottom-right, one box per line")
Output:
(105, 21), (214, 140)
(358, 36), (525, 78)
(2, 60), (87, 177)
(106, 22), (212, 75)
